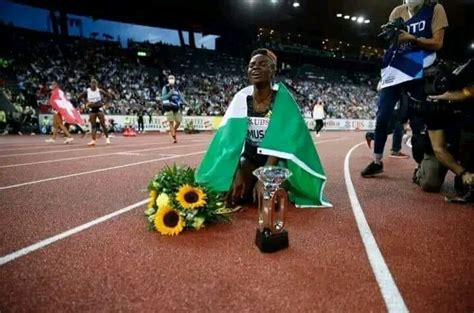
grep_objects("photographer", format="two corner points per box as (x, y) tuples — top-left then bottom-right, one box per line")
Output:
(162, 75), (186, 143)
(362, 0), (448, 177)
(422, 73), (474, 203)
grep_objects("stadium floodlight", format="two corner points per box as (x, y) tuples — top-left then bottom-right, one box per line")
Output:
(336, 13), (342, 18)
(344, 15), (350, 19)
(293, 1), (300, 8)
(270, 0), (278, 4)
(357, 17), (364, 23)
(364, 19), (370, 24)
(351, 16), (357, 21)
(471, 42), (474, 49)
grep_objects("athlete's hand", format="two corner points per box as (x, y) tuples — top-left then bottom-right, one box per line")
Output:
(398, 30), (416, 43)
(226, 169), (246, 207)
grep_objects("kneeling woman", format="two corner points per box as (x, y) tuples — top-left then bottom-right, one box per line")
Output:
(196, 49), (331, 208)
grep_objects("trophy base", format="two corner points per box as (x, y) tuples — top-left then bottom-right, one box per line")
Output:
(255, 228), (289, 253)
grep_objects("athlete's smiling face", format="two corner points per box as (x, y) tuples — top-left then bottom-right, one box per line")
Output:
(248, 54), (275, 86)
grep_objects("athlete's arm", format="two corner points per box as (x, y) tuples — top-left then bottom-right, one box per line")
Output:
(100, 89), (113, 100)
(77, 91), (87, 102)
(179, 91), (187, 106)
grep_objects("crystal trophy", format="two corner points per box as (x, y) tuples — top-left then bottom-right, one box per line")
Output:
(253, 166), (292, 253)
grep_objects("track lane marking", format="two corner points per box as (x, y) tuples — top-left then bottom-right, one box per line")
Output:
(0, 138), (209, 152)
(0, 139), (207, 157)
(0, 150), (205, 191)
(0, 199), (149, 266)
(344, 142), (408, 312)
(0, 143), (206, 168)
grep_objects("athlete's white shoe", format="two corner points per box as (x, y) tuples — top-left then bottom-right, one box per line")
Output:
(316, 133), (321, 137)
(106, 138), (111, 145)
(45, 138), (56, 143)
(64, 137), (74, 144)
(87, 140), (96, 146)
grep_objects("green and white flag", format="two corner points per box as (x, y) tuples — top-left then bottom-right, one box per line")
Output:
(196, 82), (331, 208)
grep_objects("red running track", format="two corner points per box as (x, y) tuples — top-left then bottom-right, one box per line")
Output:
(0, 132), (472, 312)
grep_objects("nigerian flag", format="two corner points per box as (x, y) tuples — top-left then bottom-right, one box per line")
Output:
(196, 82), (331, 208)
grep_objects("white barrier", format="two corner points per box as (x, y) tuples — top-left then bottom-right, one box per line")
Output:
(39, 114), (375, 132)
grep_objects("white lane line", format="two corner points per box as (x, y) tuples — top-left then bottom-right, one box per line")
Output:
(0, 143), (205, 168)
(116, 152), (142, 156)
(0, 139), (207, 157)
(314, 138), (346, 144)
(0, 199), (149, 266)
(0, 150), (205, 191)
(344, 142), (408, 313)
(0, 138), (207, 152)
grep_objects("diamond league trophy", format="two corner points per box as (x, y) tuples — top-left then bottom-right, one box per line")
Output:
(253, 166), (292, 253)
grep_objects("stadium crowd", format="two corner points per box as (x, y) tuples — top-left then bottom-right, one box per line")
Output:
(0, 25), (377, 135)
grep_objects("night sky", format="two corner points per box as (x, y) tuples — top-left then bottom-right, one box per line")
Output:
(0, 0), (218, 49)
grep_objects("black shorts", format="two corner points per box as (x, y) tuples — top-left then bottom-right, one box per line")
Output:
(89, 108), (104, 114)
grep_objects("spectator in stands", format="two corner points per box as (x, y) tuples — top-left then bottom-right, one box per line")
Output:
(0, 109), (6, 134)
(137, 108), (145, 133)
(40, 115), (51, 134)
(162, 75), (186, 143)
(5, 25), (378, 121)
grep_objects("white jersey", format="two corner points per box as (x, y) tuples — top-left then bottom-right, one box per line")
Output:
(313, 105), (325, 120)
(87, 88), (102, 103)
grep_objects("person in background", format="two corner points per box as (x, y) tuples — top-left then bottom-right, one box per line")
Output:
(40, 115), (51, 134)
(162, 75), (186, 143)
(137, 108), (145, 133)
(10, 101), (23, 136)
(312, 99), (325, 137)
(0, 109), (6, 134)
(45, 81), (74, 144)
(78, 79), (113, 146)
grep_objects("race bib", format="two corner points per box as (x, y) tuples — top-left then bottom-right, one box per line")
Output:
(247, 117), (269, 145)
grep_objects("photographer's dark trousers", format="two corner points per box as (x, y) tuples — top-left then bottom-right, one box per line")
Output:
(390, 118), (404, 153)
(374, 80), (425, 163)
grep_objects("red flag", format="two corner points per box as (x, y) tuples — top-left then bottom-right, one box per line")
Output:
(50, 88), (83, 124)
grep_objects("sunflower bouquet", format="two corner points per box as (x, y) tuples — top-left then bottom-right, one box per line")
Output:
(145, 164), (231, 236)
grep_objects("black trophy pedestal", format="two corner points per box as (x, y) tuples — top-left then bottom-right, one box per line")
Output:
(255, 228), (289, 253)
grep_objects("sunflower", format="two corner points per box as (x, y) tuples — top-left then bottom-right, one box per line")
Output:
(154, 206), (185, 236)
(176, 184), (207, 210)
